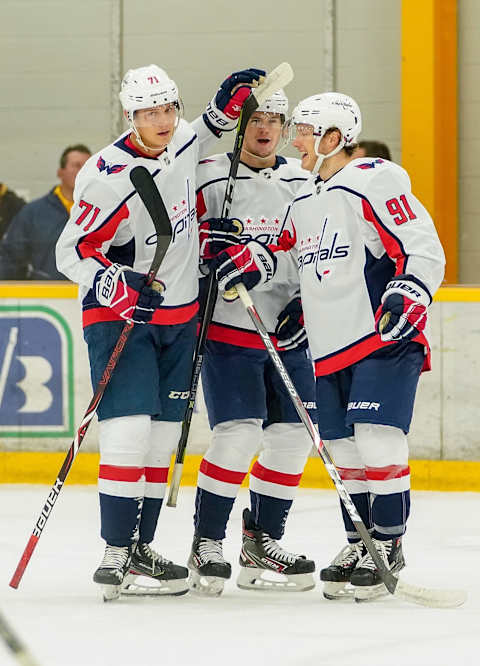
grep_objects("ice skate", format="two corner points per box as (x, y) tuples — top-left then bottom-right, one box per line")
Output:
(320, 542), (365, 600)
(93, 544), (132, 602)
(122, 542), (189, 596)
(351, 536), (405, 602)
(236, 509), (315, 592)
(188, 536), (232, 596)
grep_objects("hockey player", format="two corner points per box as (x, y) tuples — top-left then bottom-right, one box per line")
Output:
(209, 92), (445, 602)
(55, 63), (265, 600)
(188, 90), (316, 596)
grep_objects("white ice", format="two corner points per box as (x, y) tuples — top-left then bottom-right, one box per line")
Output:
(1, 485), (479, 666)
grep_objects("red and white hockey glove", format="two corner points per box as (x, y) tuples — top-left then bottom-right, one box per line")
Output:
(212, 240), (277, 298)
(275, 297), (308, 351)
(199, 218), (243, 262)
(94, 263), (165, 324)
(375, 275), (430, 342)
(204, 68), (266, 135)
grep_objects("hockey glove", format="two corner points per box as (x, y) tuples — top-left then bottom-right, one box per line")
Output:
(199, 218), (243, 262)
(212, 240), (277, 299)
(204, 68), (266, 134)
(94, 263), (165, 324)
(375, 274), (430, 342)
(275, 297), (308, 351)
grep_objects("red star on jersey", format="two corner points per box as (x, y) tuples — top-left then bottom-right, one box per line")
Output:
(181, 200), (186, 205)
(173, 205), (178, 211)
(261, 218), (266, 224)
(274, 218), (279, 224)
(246, 218), (252, 224)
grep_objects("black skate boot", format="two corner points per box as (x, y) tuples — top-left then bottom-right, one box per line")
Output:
(236, 508), (315, 592)
(320, 542), (365, 600)
(123, 542), (189, 596)
(351, 536), (405, 602)
(93, 544), (132, 602)
(188, 535), (232, 596)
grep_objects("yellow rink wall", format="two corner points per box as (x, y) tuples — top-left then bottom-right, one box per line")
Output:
(1, 452), (479, 492)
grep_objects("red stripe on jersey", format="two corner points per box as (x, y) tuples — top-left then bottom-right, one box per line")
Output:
(196, 190), (207, 219)
(314, 330), (431, 376)
(77, 203), (129, 262)
(199, 459), (247, 485)
(337, 466), (368, 481)
(207, 322), (280, 349)
(99, 465), (144, 482)
(250, 461), (302, 487)
(365, 464), (410, 481)
(83, 300), (199, 327)
(361, 199), (407, 274)
(145, 467), (169, 483)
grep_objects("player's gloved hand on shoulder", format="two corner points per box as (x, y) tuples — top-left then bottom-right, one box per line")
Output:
(375, 274), (430, 342)
(211, 240), (277, 299)
(198, 218), (243, 262)
(94, 263), (165, 324)
(275, 297), (308, 351)
(204, 68), (266, 135)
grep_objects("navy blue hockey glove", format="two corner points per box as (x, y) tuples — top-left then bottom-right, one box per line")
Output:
(211, 240), (277, 300)
(199, 218), (243, 262)
(94, 263), (165, 324)
(275, 297), (308, 351)
(375, 274), (430, 342)
(204, 68), (266, 134)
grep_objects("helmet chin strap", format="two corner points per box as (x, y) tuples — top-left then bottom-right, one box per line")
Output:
(311, 134), (346, 175)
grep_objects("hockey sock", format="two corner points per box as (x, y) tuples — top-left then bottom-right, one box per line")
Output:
(340, 492), (372, 543)
(99, 493), (142, 546)
(194, 488), (235, 540)
(370, 489), (410, 539)
(249, 491), (292, 540)
(138, 497), (163, 543)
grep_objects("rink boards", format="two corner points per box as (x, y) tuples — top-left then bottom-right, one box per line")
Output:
(0, 282), (479, 489)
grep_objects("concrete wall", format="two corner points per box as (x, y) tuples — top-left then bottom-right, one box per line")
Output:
(0, 296), (479, 461)
(458, 0), (480, 283)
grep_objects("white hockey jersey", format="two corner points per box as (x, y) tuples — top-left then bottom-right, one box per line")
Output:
(276, 157), (445, 375)
(196, 154), (309, 347)
(56, 118), (218, 327)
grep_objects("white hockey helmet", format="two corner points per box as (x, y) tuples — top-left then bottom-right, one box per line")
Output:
(289, 92), (362, 172)
(257, 89), (289, 118)
(119, 64), (180, 120)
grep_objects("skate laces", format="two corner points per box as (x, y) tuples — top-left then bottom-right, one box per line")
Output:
(333, 542), (363, 568)
(357, 539), (392, 571)
(198, 538), (225, 564)
(100, 545), (130, 569)
(261, 535), (297, 565)
(137, 543), (171, 573)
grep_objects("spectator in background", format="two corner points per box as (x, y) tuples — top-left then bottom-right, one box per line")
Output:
(0, 144), (91, 280)
(0, 183), (25, 240)
(355, 140), (391, 161)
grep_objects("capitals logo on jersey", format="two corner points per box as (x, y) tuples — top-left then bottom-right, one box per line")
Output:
(298, 218), (350, 282)
(97, 156), (127, 175)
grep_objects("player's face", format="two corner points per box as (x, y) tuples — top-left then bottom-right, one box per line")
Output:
(134, 104), (178, 151)
(57, 151), (91, 191)
(243, 112), (283, 158)
(291, 124), (317, 171)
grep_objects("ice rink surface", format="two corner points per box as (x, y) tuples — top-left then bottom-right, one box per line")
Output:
(1, 485), (479, 666)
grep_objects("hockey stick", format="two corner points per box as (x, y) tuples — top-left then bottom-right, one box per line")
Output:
(166, 62), (294, 506)
(0, 610), (40, 666)
(232, 283), (466, 609)
(9, 166), (172, 589)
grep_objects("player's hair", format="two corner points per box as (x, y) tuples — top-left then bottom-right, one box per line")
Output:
(324, 127), (358, 156)
(59, 144), (91, 168)
(358, 140), (391, 160)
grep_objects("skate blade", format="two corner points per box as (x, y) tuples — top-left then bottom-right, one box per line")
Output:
(354, 582), (388, 603)
(237, 567), (315, 592)
(188, 571), (226, 597)
(322, 581), (354, 600)
(121, 573), (188, 597)
(100, 584), (122, 602)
